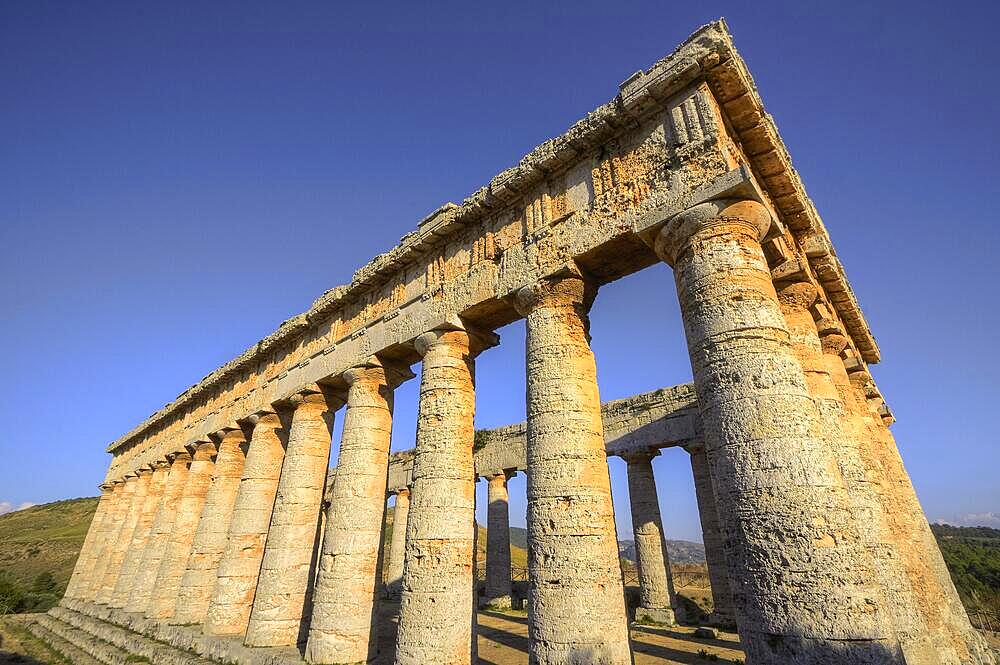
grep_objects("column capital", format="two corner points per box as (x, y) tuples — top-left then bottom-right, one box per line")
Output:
(394, 486), (410, 498)
(244, 408), (282, 428)
(653, 197), (772, 266)
(151, 459), (171, 471)
(512, 263), (595, 317)
(286, 385), (342, 410)
(819, 331), (850, 357)
(343, 356), (415, 391)
(414, 320), (498, 358)
(776, 281), (819, 312)
(166, 450), (192, 464)
(187, 439), (218, 461)
(621, 448), (660, 465)
(135, 466), (155, 477)
(211, 425), (248, 444)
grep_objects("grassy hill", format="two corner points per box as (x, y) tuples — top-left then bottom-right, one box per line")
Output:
(0, 497), (99, 613)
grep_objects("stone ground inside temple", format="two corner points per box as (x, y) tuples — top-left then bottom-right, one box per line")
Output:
(474, 611), (743, 665)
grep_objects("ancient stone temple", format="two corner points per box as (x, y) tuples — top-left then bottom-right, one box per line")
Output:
(34, 19), (993, 665)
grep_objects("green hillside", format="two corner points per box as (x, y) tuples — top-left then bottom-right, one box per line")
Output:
(930, 523), (1000, 616)
(0, 497), (99, 613)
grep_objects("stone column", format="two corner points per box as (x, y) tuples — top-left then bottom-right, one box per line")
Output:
(171, 427), (248, 625)
(64, 483), (115, 600)
(515, 270), (632, 665)
(83, 480), (127, 600)
(245, 390), (335, 648)
(306, 359), (402, 664)
(147, 441), (217, 619)
(833, 343), (992, 663)
(779, 282), (946, 659)
(624, 450), (677, 625)
(394, 325), (492, 665)
(96, 472), (147, 604)
(385, 487), (410, 595)
(483, 471), (513, 609)
(110, 462), (170, 608)
(125, 452), (191, 614)
(204, 410), (286, 637)
(653, 198), (895, 663)
(686, 443), (734, 627)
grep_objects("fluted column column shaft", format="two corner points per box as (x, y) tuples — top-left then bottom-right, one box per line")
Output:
(125, 454), (191, 614)
(654, 198), (894, 664)
(394, 328), (481, 665)
(516, 272), (632, 665)
(687, 445), (734, 625)
(836, 354), (991, 663)
(245, 394), (334, 647)
(204, 412), (286, 637)
(110, 463), (170, 607)
(172, 429), (248, 625)
(83, 482), (128, 600)
(64, 485), (114, 600)
(307, 362), (396, 664)
(386, 488), (410, 594)
(780, 283), (941, 660)
(484, 472), (513, 609)
(148, 442), (217, 619)
(625, 452), (676, 624)
(96, 473), (148, 604)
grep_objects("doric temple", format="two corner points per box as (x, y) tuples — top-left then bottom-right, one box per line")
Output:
(35, 19), (993, 665)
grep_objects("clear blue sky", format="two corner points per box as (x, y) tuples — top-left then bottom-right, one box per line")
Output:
(2, 1), (998, 542)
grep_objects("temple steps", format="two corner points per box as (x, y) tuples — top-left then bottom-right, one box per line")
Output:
(43, 604), (216, 665)
(27, 613), (131, 665)
(54, 599), (306, 665)
(25, 615), (107, 665)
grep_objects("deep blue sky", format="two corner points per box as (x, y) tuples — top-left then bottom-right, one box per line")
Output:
(2, 1), (998, 541)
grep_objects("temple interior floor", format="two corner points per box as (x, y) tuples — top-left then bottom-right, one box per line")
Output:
(472, 610), (745, 665)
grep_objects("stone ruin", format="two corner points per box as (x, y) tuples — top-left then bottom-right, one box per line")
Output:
(35, 19), (994, 665)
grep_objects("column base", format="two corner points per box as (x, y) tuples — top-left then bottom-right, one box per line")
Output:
(633, 606), (676, 626)
(480, 595), (512, 610)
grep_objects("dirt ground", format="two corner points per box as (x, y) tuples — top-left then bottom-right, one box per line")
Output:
(475, 610), (744, 665)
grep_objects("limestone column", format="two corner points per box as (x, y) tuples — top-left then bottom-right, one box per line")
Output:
(385, 487), (410, 595)
(125, 452), (191, 614)
(245, 390), (335, 648)
(171, 427), (248, 625)
(514, 270), (632, 665)
(778, 281), (947, 660)
(394, 325), (492, 665)
(204, 410), (286, 637)
(653, 198), (895, 663)
(96, 472), (148, 604)
(83, 480), (127, 600)
(686, 443), (734, 627)
(833, 345), (992, 663)
(624, 450), (677, 625)
(483, 471), (513, 609)
(64, 483), (115, 600)
(147, 441), (217, 619)
(306, 359), (400, 664)
(110, 461), (170, 608)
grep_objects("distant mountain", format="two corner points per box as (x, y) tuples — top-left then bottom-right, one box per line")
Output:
(618, 539), (705, 565)
(509, 526), (705, 565)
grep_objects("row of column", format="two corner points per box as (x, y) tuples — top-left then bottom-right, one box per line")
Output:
(64, 195), (989, 665)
